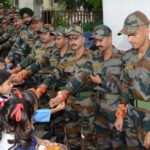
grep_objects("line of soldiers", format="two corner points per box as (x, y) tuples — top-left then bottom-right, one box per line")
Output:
(1, 3), (150, 150)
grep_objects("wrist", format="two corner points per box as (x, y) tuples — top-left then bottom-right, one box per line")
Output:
(57, 90), (68, 102)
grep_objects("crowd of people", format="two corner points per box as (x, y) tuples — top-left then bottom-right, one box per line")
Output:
(0, 2), (150, 150)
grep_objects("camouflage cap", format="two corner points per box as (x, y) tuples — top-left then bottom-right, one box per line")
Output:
(13, 14), (21, 19)
(0, 3), (3, 8)
(118, 11), (150, 35)
(53, 26), (66, 36)
(31, 14), (42, 22)
(66, 24), (83, 36)
(38, 24), (54, 33)
(91, 24), (112, 40)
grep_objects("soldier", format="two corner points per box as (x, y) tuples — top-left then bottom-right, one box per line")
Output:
(35, 25), (97, 150)
(50, 24), (124, 150)
(0, 14), (23, 54)
(16, 24), (58, 99)
(42, 26), (69, 143)
(0, 3), (4, 24)
(5, 7), (34, 67)
(114, 11), (150, 149)
(13, 14), (44, 71)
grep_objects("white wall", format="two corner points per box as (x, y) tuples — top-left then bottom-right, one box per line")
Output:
(19, 0), (33, 9)
(18, 0), (42, 16)
(103, 0), (150, 50)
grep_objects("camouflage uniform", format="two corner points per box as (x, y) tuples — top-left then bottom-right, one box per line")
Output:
(118, 11), (150, 150)
(17, 15), (44, 70)
(0, 14), (24, 54)
(0, 3), (4, 24)
(22, 25), (59, 106)
(65, 25), (124, 150)
(42, 25), (97, 150)
(42, 26), (69, 143)
(6, 24), (34, 66)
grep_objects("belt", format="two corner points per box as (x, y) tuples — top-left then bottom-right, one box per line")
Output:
(99, 93), (120, 100)
(59, 86), (65, 90)
(134, 99), (150, 110)
(77, 91), (93, 98)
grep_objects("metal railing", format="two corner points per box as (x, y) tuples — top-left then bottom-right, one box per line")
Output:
(42, 10), (102, 27)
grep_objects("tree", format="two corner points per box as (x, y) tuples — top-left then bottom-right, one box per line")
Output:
(57, 0), (101, 11)
(0, 0), (12, 8)
(86, 0), (102, 11)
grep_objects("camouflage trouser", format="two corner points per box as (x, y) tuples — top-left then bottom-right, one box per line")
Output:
(49, 110), (65, 142)
(65, 94), (97, 150)
(124, 104), (150, 150)
(95, 98), (124, 150)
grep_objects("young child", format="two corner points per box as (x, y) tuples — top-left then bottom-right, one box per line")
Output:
(0, 57), (10, 71)
(21, 89), (65, 123)
(0, 70), (13, 108)
(15, 88), (65, 148)
(0, 98), (35, 150)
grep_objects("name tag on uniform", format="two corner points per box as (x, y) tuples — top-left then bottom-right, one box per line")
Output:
(92, 63), (103, 68)
(49, 58), (57, 62)
(35, 51), (43, 55)
(125, 65), (134, 70)
(27, 40), (32, 44)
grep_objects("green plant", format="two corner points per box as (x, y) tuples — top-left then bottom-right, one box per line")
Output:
(82, 21), (95, 32)
(52, 13), (69, 28)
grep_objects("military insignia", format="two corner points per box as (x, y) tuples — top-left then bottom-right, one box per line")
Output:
(20, 32), (26, 36)
(49, 58), (57, 62)
(125, 65), (134, 70)
(35, 51), (42, 55)
(92, 63), (103, 68)
(27, 40), (32, 44)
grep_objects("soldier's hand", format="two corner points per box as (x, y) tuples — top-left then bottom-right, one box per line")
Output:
(50, 102), (65, 114)
(56, 102), (65, 111)
(90, 73), (102, 84)
(49, 97), (62, 108)
(144, 131), (150, 148)
(114, 117), (123, 132)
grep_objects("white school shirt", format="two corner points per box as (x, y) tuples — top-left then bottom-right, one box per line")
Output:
(0, 132), (16, 150)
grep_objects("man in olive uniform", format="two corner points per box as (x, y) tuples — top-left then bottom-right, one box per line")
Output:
(5, 7), (34, 66)
(35, 25), (97, 150)
(0, 14), (24, 55)
(115, 11), (150, 150)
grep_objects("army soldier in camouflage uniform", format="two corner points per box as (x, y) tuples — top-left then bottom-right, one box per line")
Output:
(5, 7), (34, 66)
(16, 24), (58, 104)
(37, 25), (97, 150)
(50, 25), (124, 150)
(42, 26), (69, 143)
(13, 14), (44, 71)
(0, 14), (24, 54)
(114, 11), (150, 149)
(0, 3), (4, 24)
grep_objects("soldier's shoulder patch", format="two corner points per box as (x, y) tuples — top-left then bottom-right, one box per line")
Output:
(49, 58), (57, 62)
(92, 63), (103, 68)
(125, 65), (134, 70)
